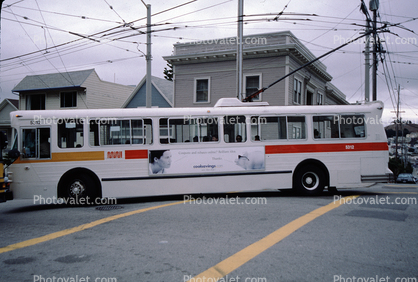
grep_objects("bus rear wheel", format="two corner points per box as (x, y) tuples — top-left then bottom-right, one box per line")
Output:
(293, 164), (326, 196)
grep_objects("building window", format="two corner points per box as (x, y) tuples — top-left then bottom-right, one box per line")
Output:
(60, 91), (77, 108)
(293, 79), (302, 104)
(317, 93), (324, 105)
(245, 74), (261, 101)
(194, 78), (210, 103)
(26, 94), (45, 110)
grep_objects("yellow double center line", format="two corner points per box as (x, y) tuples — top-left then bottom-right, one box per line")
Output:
(0, 195), (359, 281)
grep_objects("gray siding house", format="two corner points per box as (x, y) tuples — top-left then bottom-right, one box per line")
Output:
(123, 76), (173, 108)
(0, 99), (18, 150)
(163, 31), (348, 107)
(12, 69), (135, 110)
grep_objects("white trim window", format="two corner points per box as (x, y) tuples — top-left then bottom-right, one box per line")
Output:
(26, 94), (45, 110)
(60, 91), (77, 108)
(244, 74), (262, 101)
(194, 77), (210, 103)
(317, 92), (324, 105)
(293, 78), (302, 104)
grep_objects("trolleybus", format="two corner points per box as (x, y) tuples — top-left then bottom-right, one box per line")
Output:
(6, 98), (391, 202)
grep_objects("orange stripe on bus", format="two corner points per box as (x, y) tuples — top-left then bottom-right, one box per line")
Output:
(125, 150), (148, 159)
(14, 151), (105, 163)
(265, 142), (388, 154)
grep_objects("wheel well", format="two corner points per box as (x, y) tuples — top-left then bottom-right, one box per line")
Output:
(57, 168), (102, 198)
(293, 159), (330, 187)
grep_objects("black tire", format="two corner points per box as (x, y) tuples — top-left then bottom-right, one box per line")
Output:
(293, 164), (327, 196)
(59, 173), (99, 205)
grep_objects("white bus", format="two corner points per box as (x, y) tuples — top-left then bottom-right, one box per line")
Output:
(7, 98), (391, 202)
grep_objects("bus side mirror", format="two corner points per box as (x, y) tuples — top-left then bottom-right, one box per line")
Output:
(0, 131), (7, 150)
(8, 149), (20, 159)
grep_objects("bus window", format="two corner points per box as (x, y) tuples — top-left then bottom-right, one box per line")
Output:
(250, 116), (259, 141)
(168, 118), (198, 143)
(143, 119), (153, 144)
(259, 116), (287, 140)
(198, 117), (218, 142)
(159, 118), (169, 144)
(224, 115), (246, 143)
(58, 119), (84, 148)
(131, 119), (144, 144)
(22, 128), (50, 159)
(100, 119), (130, 145)
(313, 116), (339, 139)
(340, 115), (365, 138)
(288, 116), (306, 139)
(89, 120), (100, 146)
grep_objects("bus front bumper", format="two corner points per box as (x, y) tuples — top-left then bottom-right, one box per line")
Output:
(0, 184), (13, 203)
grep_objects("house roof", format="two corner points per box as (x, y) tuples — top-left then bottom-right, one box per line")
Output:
(123, 76), (173, 107)
(0, 98), (19, 111)
(12, 69), (95, 92)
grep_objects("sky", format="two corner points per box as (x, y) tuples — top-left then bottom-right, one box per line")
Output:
(0, 0), (417, 124)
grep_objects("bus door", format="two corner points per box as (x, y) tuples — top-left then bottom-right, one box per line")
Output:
(21, 128), (51, 159)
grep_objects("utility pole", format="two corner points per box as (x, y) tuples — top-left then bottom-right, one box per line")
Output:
(395, 84), (400, 160)
(369, 0), (379, 101)
(364, 18), (371, 102)
(0, 0), (4, 96)
(145, 4), (152, 108)
(236, 0), (243, 101)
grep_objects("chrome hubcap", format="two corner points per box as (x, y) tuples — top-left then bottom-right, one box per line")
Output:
(70, 181), (85, 196)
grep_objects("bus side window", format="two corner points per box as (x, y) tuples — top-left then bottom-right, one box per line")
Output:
(89, 120), (100, 146)
(58, 119), (84, 148)
(313, 116), (339, 139)
(99, 120), (130, 145)
(288, 116), (306, 139)
(144, 119), (153, 144)
(130, 119), (153, 145)
(224, 116), (246, 143)
(168, 118), (198, 143)
(22, 128), (50, 159)
(131, 119), (144, 144)
(159, 118), (168, 144)
(199, 117), (218, 142)
(340, 115), (365, 138)
(259, 116), (287, 140)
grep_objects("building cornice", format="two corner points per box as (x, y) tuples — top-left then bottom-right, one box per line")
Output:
(163, 31), (333, 82)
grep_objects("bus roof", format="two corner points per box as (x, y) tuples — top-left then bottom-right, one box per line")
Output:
(10, 99), (384, 121)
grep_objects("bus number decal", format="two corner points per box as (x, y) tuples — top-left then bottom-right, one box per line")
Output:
(345, 145), (355, 150)
(107, 151), (123, 159)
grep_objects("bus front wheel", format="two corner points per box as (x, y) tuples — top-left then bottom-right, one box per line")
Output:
(59, 172), (100, 205)
(293, 165), (326, 196)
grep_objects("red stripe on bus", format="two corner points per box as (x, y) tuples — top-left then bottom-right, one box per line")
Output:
(265, 142), (388, 154)
(125, 150), (148, 159)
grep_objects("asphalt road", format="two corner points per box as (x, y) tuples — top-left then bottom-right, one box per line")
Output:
(0, 183), (417, 282)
